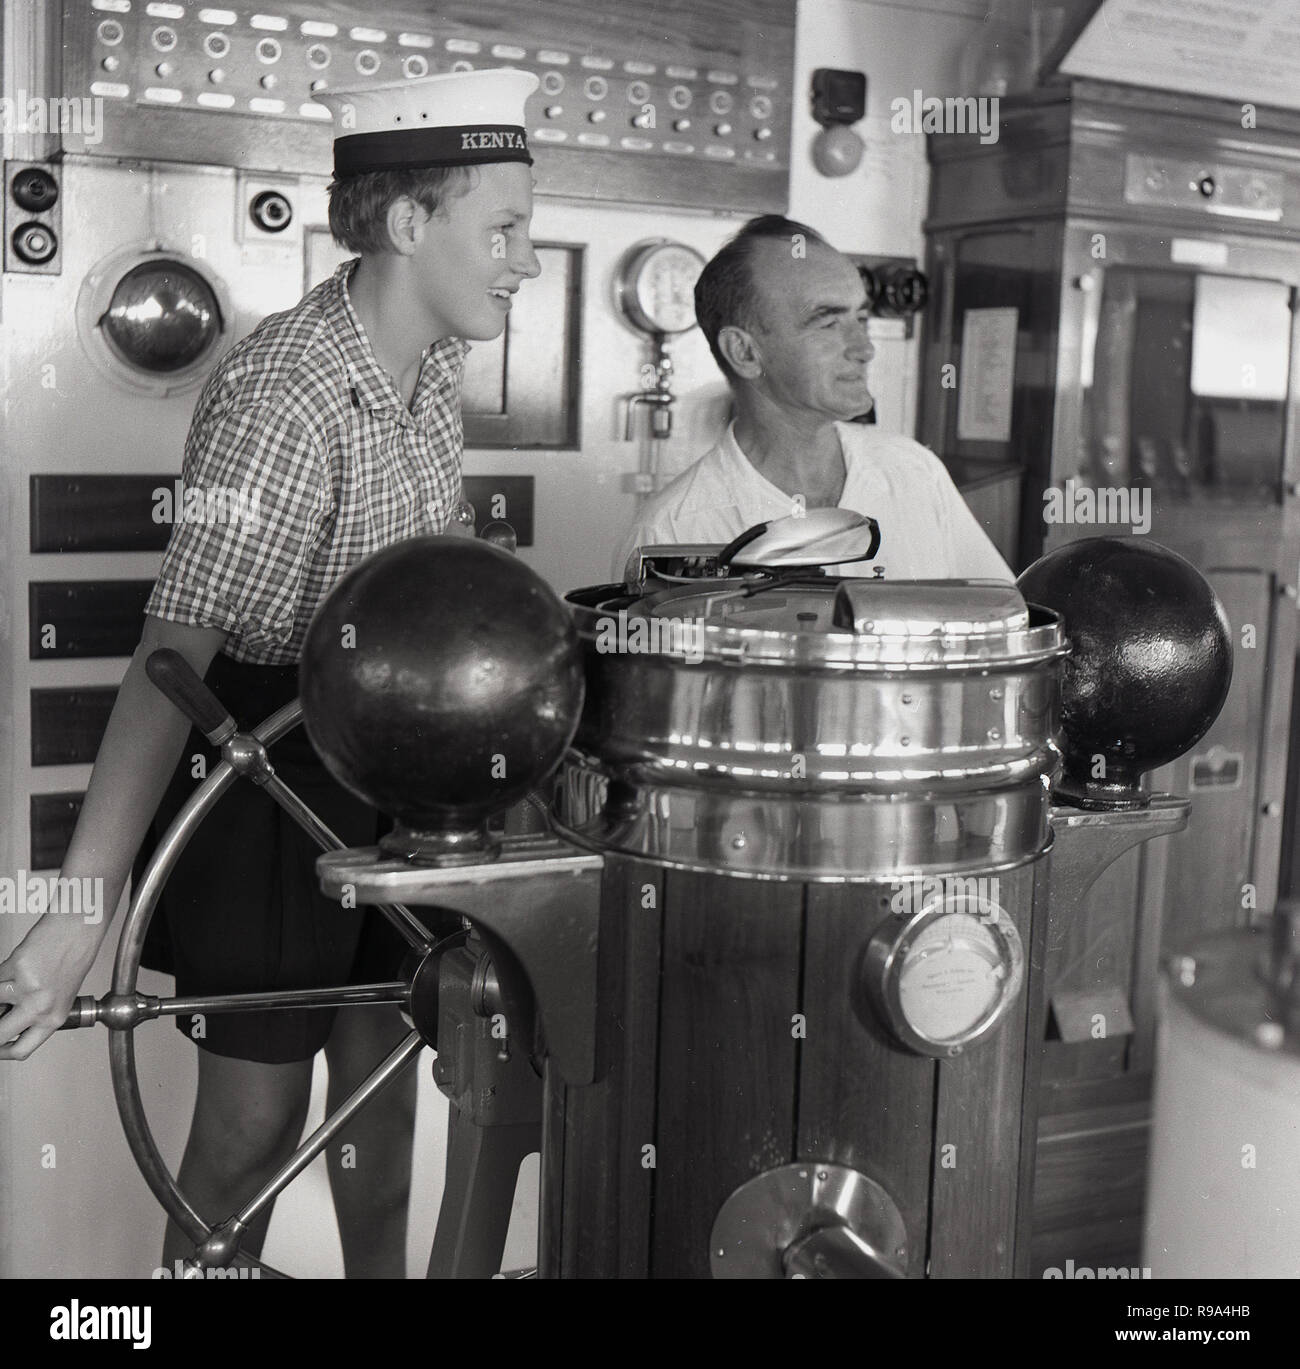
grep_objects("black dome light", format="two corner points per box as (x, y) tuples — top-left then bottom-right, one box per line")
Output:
(98, 260), (223, 374)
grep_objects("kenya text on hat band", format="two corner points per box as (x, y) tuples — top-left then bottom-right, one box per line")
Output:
(333, 124), (532, 176)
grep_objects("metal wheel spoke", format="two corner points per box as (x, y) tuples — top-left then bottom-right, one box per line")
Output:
(370, 900), (439, 950)
(257, 770), (433, 951)
(257, 769), (349, 858)
(161, 981), (408, 1017)
(63, 981), (408, 1031)
(226, 1030), (426, 1235)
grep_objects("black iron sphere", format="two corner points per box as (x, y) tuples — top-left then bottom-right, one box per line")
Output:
(300, 535), (585, 858)
(1017, 537), (1233, 809)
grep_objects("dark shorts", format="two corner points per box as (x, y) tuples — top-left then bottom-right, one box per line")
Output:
(138, 653), (409, 1064)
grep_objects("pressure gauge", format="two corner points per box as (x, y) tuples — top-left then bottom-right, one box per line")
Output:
(864, 887), (1024, 1056)
(616, 240), (706, 335)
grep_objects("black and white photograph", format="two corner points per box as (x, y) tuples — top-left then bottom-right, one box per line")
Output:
(0, 0), (1292, 1340)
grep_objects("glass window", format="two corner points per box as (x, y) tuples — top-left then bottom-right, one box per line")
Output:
(1082, 268), (1291, 502)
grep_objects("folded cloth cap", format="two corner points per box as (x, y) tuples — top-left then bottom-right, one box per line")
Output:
(313, 67), (539, 177)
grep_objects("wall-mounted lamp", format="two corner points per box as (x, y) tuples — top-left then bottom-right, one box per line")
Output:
(811, 68), (867, 177)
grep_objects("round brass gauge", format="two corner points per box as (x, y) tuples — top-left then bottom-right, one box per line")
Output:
(616, 239), (706, 335)
(864, 889), (1024, 1056)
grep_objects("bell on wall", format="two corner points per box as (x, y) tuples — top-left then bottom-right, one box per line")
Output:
(810, 67), (867, 178)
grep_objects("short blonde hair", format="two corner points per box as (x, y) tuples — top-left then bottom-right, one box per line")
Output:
(327, 165), (476, 254)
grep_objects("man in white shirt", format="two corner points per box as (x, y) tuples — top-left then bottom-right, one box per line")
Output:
(614, 215), (1012, 582)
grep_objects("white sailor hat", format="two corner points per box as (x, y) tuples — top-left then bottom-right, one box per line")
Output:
(312, 67), (539, 178)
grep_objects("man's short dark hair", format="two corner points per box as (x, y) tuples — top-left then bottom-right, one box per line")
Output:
(328, 165), (476, 255)
(693, 214), (828, 379)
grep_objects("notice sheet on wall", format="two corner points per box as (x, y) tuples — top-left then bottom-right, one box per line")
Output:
(956, 307), (1018, 444)
(1059, 0), (1300, 112)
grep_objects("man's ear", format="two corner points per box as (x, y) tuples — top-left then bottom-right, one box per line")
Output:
(718, 324), (763, 380)
(385, 195), (425, 256)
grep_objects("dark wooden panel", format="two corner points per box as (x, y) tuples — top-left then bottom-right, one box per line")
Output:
(919, 220), (1067, 571)
(1128, 838), (1175, 1078)
(929, 863), (1035, 1278)
(797, 882), (935, 1279)
(1037, 1070), (1154, 1118)
(1030, 1106), (1151, 1277)
(1014, 855), (1056, 1275)
(1153, 569), (1272, 946)
(30, 687), (118, 766)
(1031, 1212), (1146, 1279)
(463, 245), (581, 451)
(651, 869), (803, 1278)
(1037, 846), (1142, 1087)
(30, 475), (173, 553)
(1277, 646), (1300, 899)
(31, 471), (539, 551)
(30, 792), (83, 870)
(556, 857), (663, 1277)
(460, 477), (535, 548)
(28, 581), (151, 659)
(957, 467), (1022, 567)
(503, 244), (579, 450)
(1023, 844), (1157, 1275)
(539, 1068), (567, 1280)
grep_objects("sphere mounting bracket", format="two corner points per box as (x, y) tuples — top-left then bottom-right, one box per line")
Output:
(317, 840), (606, 1087)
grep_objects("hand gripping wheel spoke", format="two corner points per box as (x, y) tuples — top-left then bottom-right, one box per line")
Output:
(59, 649), (468, 1278)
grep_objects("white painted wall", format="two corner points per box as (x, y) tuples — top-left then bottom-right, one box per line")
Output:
(792, 0), (975, 253)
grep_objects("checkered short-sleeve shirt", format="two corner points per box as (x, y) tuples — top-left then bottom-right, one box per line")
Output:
(145, 258), (469, 664)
